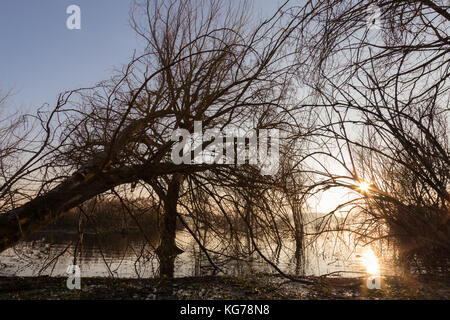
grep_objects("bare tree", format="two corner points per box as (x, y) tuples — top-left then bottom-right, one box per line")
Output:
(0, 0), (318, 281)
(295, 0), (449, 272)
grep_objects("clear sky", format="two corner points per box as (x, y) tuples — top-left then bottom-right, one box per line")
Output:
(0, 0), (280, 113)
(0, 0), (139, 112)
(0, 0), (352, 215)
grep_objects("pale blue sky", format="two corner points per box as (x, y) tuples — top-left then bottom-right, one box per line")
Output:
(0, 0), (139, 111)
(0, 0), (280, 113)
(0, 0), (350, 215)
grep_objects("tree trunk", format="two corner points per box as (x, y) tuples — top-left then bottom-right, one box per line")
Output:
(156, 174), (184, 278)
(292, 197), (305, 276)
(0, 166), (145, 253)
(0, 163), (206, 253)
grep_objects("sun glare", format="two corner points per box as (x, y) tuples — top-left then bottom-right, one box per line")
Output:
(361, 247), (380, 275)
(358, 181), (370, 193)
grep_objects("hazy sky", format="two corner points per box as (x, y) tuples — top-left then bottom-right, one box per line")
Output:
(0, 0), (279, 113)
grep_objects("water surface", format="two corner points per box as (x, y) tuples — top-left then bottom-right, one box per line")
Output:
(0, 230), (395, 278)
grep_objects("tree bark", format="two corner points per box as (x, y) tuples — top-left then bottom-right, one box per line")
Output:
(156, 174), (184, 278)
(0, 163), (212, 253)
(0, 166), (143, 252)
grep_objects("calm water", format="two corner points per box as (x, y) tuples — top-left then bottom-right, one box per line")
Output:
(0, 230), (395, 278)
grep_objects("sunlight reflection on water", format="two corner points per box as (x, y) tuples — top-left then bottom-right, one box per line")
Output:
(0, 230), (396, 278)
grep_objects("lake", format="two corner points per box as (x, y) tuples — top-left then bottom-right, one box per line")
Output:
(0, 229), (396, 278)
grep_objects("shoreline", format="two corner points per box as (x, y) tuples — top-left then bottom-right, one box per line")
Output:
(0, 274), (448, 300)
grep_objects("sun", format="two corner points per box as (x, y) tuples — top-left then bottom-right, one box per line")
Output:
(359, 181), (370, 193)
(361, 247), (380, 275)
